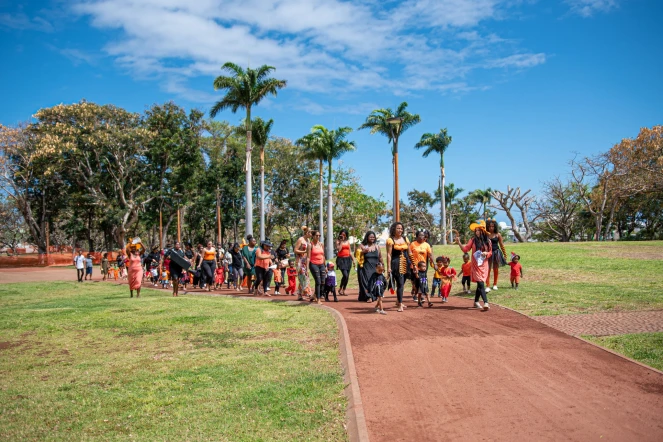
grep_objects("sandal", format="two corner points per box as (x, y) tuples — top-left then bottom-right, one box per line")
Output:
(397, 306), (403, 312)
(428, 302), (434, 308)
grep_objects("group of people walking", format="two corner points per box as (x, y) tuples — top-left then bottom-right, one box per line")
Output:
(86, 217), (524, 312)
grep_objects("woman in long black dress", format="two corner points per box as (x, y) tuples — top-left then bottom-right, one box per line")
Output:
(357, 231), (383, 302)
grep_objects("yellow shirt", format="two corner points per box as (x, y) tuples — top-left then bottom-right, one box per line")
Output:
(434, 265), (445, 279)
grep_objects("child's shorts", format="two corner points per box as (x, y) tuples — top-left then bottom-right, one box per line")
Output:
(432, 278), (441, 288)
(86, 267), (93, 275)
(461, 276), (471, 286)
(510, 275), (521, 284)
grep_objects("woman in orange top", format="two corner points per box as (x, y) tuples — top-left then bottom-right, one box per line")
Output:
(335, 229), (355, 296)
(455, 221), (492, 311)
(253, 240), (274, 296)
(126, 243), (144, 298)
(306, 230), (326, 304)
(201, 241), (217, 292)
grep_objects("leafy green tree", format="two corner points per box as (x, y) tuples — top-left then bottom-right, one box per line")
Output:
(470, 188), (493, 220)
(310, 125), (356, 257)
(143, 102), (205, 247)
(358, 102), (420, 222)
(30, 101), (153, 247)
(210, 62), (287, 237)
(332, 167), (388, 242)
(263, 137), (319, 244)
(415, 128), (452, 244)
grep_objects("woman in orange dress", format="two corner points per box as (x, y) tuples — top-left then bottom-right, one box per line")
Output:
(455, 221), (492, 311)
(126, 245), (143, 298)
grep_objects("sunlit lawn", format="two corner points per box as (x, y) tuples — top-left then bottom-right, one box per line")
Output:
(0, 282), (347, 441)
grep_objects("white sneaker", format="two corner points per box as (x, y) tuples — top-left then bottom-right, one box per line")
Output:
(379, 310), (387, 315)
(485, 287), (491, 293)
(483, 303), (490, 311)
(492, 286), (498, 291)
(466, 290), (471, 294)
(474, 302), (482, 309)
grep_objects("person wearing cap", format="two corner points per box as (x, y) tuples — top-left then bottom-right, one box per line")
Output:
(253, 240), (274, 295)
(455, 220), (492, 311)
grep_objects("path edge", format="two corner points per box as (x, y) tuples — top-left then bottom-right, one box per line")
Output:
(189, 292), (370, 442)
(489, 299), (663, 376)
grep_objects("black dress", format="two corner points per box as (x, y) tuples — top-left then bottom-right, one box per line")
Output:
(358, 247), (379, 302)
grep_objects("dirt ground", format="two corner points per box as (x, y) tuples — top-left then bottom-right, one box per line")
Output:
(2, 268), (663, 441)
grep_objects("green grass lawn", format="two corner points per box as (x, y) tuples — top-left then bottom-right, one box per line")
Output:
(432, 240), (663, 316)
(584, 333), (663, 372)
(0, 282), (347, 441)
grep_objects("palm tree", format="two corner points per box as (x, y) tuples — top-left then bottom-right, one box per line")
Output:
(296, 132), (327, 239)
(358, 102), (420, 222)
(210, 62), (286, 237)
(234, 117), (273, 241)
(310, 125), (356, 257)
(415, 128), (452, 244)
(471, 188), (493, 220)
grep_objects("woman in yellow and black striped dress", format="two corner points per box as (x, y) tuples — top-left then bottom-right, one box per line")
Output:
(386, 222), (410, 312)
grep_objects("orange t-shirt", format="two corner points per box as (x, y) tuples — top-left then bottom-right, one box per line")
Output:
(461, 262), (471, 276)
(409, 241), (432, 268)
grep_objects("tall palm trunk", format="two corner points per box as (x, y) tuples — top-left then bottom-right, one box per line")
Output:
(245, 108), (253, 237)
(393, 137), (400, 222)
(441, 162), (447, 245)
(318, 160), (324, 240)
(259, 147), (265, 241)
(327, 162), (334, 259)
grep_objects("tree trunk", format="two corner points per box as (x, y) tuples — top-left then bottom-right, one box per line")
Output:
(394, 140), (400, 222)
(260, 147), (265, 241)
(441, 165), (447, 245)
(245, 108), (253, 237)
(327, 180), (333, 259)
(318, 160), (324, 240)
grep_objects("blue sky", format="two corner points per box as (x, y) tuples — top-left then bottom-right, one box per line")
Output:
(1, 0), (662, 224)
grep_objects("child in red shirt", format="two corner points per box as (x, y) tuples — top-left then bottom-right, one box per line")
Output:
(461, 253), (472, 294)
(509, 253), (523, 290)
(285, 259), (297, 295)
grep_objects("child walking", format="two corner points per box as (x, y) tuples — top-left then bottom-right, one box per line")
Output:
(431, 256), (445, 297)
(461, 253), (472, 294)
(324, 262), (338, 302)
(439, 256), (456, 303)
(509, 253), (523, 289)
(215, 261), (225, 289)
(369, 262), (388, 314)
(416, 261), (433, 308)
(286, 259), (297, 295)
(273, 260), (286, 295)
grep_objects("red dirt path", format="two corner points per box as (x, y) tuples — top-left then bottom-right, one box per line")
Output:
(2, 268), (663, 441)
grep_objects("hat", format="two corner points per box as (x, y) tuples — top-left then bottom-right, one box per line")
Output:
(469, 220), (487, 232)
(261, 240), (273, 248)
(327, 262), (335, 269)
(511, 252), (520, 261)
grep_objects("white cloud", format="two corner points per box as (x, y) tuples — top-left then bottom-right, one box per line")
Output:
(0, 13), (53, 32)
(69, 0), (546, 106)
(565, 0), (619, 17)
